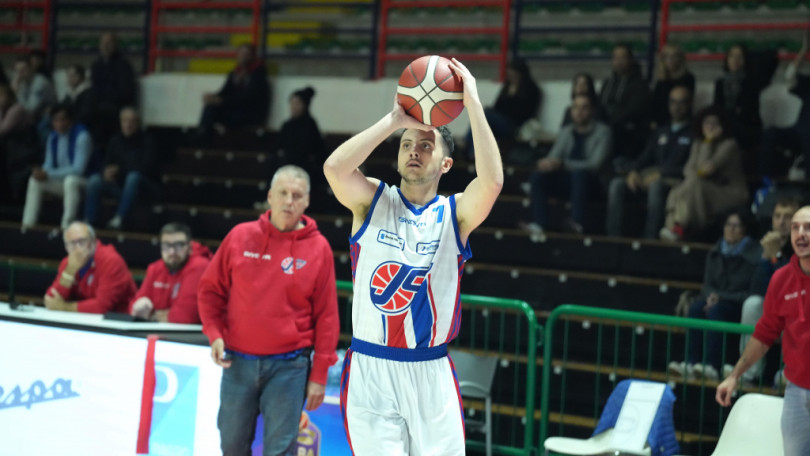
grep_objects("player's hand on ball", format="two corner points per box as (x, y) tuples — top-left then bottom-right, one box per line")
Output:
(391, 95), (434, 131)
(447, 58), (481, 108)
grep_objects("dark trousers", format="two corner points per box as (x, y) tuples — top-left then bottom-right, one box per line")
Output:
(530, 169), (593, 227)
(759, 124), (810, 178)
(686, 298), (742, 371)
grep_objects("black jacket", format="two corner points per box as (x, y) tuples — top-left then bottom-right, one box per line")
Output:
(104, 131), (158, 183)
(701, 238), (762, 303)
(630, 123), (692, 178)
(600, 66), (651, 128)
(218, 62), (271, 126)
(91, 51), (137, 107)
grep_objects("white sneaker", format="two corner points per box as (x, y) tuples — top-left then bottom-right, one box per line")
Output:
(693, 364), (719, 381)
(518, 221), (544, 235)
(106, 215), (122, 230)
(668, 361), (690, 378)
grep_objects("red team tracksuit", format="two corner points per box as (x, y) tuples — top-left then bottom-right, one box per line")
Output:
(128, 242), (212, 324)
(754, 255), (810, 389)
(48, 240), (136, 313)
(198, 212), (339, 385)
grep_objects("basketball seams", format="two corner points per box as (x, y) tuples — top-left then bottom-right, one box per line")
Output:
(396, 55), (464, 126)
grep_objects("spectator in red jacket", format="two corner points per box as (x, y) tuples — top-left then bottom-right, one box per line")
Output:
(44, 221), (136, 314)
(130, 222), (212, 323)
(198, 165), (339, 455)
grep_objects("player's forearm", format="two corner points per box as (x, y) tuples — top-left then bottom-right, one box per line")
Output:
(324, 112), (399, 179)
(727, 337), (770, 380)
(467, 100), (503, 188)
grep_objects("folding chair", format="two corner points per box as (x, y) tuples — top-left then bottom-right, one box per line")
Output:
(449, 349), (499, 456)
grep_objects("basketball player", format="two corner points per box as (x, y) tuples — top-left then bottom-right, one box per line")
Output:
(323, 58), (503, 455)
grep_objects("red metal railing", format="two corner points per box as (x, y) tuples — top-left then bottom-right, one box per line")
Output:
(376, 0), (511, 79)
(0, 0), (51, 54)
(660, 0), (810, 61)
(148, 0), (262, 72)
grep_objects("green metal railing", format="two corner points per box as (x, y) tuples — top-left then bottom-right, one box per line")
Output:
(539, 304), (783, 455)
(338, 280), (540, 456)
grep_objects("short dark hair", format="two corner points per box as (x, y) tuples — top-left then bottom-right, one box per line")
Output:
(50, 102), (73, 119)
(436, 125), (454, 157)
(722, 43), (749, 73)
(160, 222), (192, 240)
(68, 64), (86, 81)
(775, 195), (802, 211)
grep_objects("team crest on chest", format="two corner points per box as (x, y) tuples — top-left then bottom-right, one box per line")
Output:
(281, 257), (308, 274)
(369, 261), (430, 315)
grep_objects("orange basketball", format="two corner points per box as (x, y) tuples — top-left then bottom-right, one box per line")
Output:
(396, 55), (464, 126)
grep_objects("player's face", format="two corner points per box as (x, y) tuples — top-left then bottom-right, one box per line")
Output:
(791, 208), (810, 258)
(160, 232), (190, 271)
(268, 173), (310, 232)
(397, 129), (449, 186)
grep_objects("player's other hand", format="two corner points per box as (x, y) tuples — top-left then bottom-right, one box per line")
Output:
(391, 95), (434, 131)
(447, 58), (481, 108)
(716, 375), (737, 407)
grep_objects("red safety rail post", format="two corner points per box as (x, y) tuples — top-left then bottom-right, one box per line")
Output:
(376, 0), (511, 80)
(0, 0), (50, 54)
(660, 0), (810, 62)
(148, 0), (262, 72)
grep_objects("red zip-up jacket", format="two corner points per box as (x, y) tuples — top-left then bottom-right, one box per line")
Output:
(48, 240), (136, 314)
(129, 242), (212, 324)
(753, 254), (810, 389)
(198, 212), (339, 384)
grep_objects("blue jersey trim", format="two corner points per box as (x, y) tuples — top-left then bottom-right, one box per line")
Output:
(349, 181), (385, 244)
(449, 195), (472, 261)
(396, 187), (440, 216)
(350, 337), (447, 362)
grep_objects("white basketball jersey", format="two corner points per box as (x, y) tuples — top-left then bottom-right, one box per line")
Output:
(349, 183), (472, 349)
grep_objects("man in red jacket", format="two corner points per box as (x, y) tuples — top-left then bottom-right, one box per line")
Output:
(130, 222), (212, 323)
(198, 165), (339, 456)
(44, 221), (136, 313)
(717, 205), (810, 456)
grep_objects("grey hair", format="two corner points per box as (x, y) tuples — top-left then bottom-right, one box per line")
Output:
(270, 165), (311, 193)
(63, 221), (96, 241)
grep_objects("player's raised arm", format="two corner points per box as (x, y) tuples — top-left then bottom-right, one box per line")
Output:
(450, 58), (504, 241)
(323, 98), (430, 218)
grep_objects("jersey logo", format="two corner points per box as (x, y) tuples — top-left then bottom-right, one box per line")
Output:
(281, 257), (308, 274)
(369, 262), (430, 315)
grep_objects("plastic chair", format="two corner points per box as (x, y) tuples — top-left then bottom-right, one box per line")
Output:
(449, 349), (499, 456)
(711, 393), (784, 456)
(544, 380), (679, 456)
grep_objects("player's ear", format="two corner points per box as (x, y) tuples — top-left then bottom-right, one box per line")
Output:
(266, 188), (272, 206)
(441, 156), (453, 174)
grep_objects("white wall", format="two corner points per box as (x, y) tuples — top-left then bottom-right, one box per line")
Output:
(51, 71), (800, 137)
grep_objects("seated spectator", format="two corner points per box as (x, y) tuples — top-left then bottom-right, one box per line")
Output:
(11, 56), (57, 127)
(738, 197), (799, 384)
(29, 49), (52, 81)
(197, 43), (270, 138)
(130, 222), (212, 323)
(91, 32), (138, 146)
(652, 44), (695, 127)
(560, 73), (606, 127)
(44, 221), (136, 314)
(84, 107), (158, 229)
(606, 86), (693, 238)
(660, 107), (748, 242)
(713, 44), (762, 150)
(525, 94), (611, 234)
(276, 87), (325, 173)
(22, 104), (92, 229)
(669, 209), (762, 380)
(464, 58), (541, 158)
(63, 64), (98, 139)
(600, 43), (650, 159)
(0, 82), (38, 202)
(759, 31), (810, 180)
